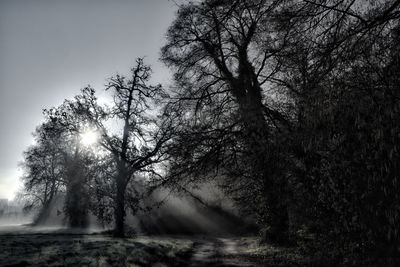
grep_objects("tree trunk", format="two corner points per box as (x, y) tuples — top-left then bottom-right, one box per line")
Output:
(33, 200), (52, 225)
(236, 82), (290, 243)
(114, 164), (127, 237)
(66, 174), (88, 228)
(65, 150), (88, 228)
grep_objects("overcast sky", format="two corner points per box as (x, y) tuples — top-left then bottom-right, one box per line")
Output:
(0, 0), (178, 200)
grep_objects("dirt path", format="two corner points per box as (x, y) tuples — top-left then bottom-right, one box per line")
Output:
(189, 237), (253, 267)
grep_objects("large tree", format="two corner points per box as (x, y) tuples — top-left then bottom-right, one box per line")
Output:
(73, 58), (171, 237)
(161, 0), (293, 242)
(162, 0), (400, 248)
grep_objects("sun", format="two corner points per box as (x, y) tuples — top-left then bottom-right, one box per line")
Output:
(80, 129), (98, 146)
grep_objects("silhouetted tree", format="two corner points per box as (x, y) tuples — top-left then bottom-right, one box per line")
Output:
(161, 0), (293, 242)
(43, 102), (98, 228)
(73, 58), (171, 237)
(272, 0), (400, 264)
(20, 123), (65, 225)
(163, 0), (400, 261)
(21, 115), (96, 228)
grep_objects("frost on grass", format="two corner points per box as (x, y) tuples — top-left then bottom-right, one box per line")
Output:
(0, 234), (193, 267)
(231, 237), (314, 267)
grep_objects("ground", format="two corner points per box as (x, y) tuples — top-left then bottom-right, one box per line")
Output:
(0, 226), (312, 267)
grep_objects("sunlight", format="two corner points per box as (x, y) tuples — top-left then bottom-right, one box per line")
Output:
(80, 129), (98, 146)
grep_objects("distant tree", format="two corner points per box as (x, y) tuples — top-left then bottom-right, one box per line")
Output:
(21, 100), (98, 228)
(73, 58), (171, 237)
(20, 123), (65, 225)
(88, 153), (116, 228)
(43, 102), (96, 228)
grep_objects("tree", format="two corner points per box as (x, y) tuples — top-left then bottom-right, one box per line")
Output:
(74, 58), (171, 237)
(43, 100), (99, 228)
(20, 118), (95, 227)
(161, 0), (293, 242)
(21, 96), (102, 228)
(162, 0), (400, 257)
(20, 123), (65, 225)
(271, 0), (400, 264)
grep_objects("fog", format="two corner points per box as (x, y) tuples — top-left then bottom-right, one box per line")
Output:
(0, 181), (256, 237)
(0, 198), (32, 226)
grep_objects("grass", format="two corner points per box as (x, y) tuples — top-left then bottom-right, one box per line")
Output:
(0, 234), (194, 267)
(0, 230), (328, 267)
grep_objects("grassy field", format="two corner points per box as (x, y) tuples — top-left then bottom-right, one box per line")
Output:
(0, 226), (316, 267)
(0, 233), (194, 267)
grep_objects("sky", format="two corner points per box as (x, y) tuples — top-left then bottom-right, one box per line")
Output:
(0, 0), (178, 200)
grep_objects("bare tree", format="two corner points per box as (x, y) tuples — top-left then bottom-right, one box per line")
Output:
(20, 112), (95, 228)
(161, 0), (293, 242)
(20, 123), (64, 224)
(74, 58), (171, 237)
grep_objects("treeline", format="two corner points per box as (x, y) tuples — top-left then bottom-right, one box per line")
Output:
(20, 0), (400, 266)
(21, 58), (173, 236)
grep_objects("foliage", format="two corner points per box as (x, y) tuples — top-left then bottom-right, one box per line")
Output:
(274, 0), (400, 264)
(162, 0), (400, 264)
(162, 0), (294, 243)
